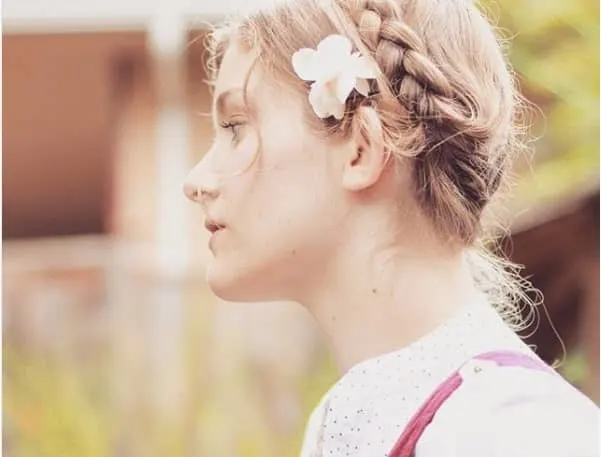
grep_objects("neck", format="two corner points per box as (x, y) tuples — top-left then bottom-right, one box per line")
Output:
(299, 231), (481, 373)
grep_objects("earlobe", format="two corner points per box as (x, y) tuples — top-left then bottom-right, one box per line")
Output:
(342, 106), (388, 191)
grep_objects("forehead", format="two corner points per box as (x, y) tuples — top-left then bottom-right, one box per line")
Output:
(213, 42), (264, 110)
(215, 42), (254, 91)
(212, 40), (302, 115)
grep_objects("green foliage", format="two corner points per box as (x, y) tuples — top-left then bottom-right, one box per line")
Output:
(490, 0), (599, 204)
(560, 350), (590, 386)
(3, 345), (113, 457)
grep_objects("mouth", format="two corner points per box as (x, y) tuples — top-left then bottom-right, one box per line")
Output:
(205, 220), (226, 234)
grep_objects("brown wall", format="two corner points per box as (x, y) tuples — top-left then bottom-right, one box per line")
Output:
(3, 32), (146, 239)
(3, 30), (214, 250)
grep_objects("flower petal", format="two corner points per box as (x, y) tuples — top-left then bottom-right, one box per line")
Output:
(355, 78), (370, 97)
(323, 91), (346, 119)
(308, 82), (329, 118)
(312, 35), (354, 83)
(291, 48), (319, 81)
(308, 81), (346, 119)
(335, 74), (356, 103)
(351, 52), (377, 79)
(331, 101), (346, 120)
(317, 34), (352, 56)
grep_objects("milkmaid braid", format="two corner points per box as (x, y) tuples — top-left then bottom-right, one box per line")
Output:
(332, 0), (514, 245)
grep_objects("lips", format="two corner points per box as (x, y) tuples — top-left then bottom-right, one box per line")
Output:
(205, 220), (225, 234)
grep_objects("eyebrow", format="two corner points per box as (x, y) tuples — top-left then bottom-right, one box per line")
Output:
(214, 56), (262, 118)
(214, 88), (248, 117)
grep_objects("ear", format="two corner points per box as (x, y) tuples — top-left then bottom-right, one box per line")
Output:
(342, 106), (388, 191)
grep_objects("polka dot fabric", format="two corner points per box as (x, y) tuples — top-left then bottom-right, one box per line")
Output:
(300, 297), (535, 457)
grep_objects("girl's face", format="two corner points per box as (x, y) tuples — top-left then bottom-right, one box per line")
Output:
(185, 42), (351, 302)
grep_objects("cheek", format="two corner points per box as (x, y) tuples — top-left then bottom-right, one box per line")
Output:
(244, 155), (340, 249)
(211, 129), (260, 176)
(227, 112), (343, 249)
(207, 138), (344, 301)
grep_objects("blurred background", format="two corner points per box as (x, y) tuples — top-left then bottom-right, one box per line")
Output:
(2, 0), (599, 455)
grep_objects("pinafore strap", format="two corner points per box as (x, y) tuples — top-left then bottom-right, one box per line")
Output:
(387, 350), (555, 457)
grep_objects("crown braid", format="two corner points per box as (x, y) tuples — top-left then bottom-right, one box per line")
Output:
(341, 0), (510, 243)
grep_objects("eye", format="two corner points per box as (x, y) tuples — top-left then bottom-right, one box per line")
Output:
(211, 119), (257, 175)
(219, 121), (244, 142)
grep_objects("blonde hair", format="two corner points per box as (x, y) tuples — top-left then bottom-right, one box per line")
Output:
(205, 0), (538, 329)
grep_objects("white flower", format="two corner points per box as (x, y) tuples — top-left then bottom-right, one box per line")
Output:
(291, 34), (376, 120)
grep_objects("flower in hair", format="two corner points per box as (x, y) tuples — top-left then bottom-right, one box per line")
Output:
(291, 34), (376, 120)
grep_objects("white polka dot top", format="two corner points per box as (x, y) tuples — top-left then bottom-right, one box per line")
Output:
(299, 297), (599, 457)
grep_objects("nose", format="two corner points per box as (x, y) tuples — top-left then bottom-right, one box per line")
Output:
(183, 154), (220, 203)
(183, 181), (199, 202)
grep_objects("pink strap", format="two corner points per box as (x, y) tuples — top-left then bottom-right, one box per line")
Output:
(387, 350), (554, 457)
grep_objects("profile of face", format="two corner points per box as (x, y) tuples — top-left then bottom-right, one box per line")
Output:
(184, 41), (364, 303)
(183, 0), (517, 315)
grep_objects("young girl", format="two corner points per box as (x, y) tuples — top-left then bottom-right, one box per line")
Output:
(183, 0), (599, 455)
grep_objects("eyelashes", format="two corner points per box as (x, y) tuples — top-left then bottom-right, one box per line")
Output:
(211, 120), (258, 175)
(219, 120), (244, 143)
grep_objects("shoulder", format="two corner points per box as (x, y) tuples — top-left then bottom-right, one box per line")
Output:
(299, 392), (330, 457)
(417, 363), (600, 457)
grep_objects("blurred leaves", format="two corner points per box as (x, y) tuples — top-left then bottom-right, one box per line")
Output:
(492, 0), (599, 204)
(559, 350), (590, 386)
(4, 345), (112, 457)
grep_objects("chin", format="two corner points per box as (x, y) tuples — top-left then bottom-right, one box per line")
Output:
(205, 262), (286, 303)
